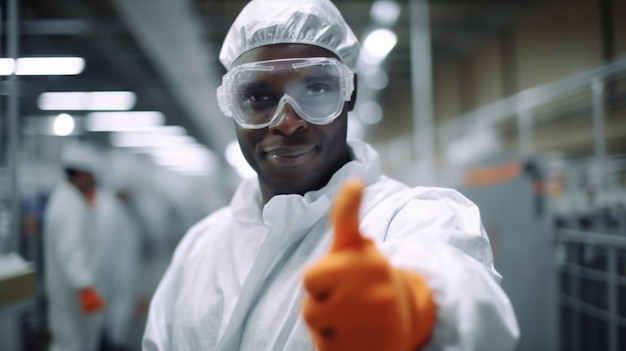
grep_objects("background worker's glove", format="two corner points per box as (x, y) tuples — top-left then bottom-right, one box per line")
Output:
(79, 287), (106, 314)
(302, 179), (436, 351)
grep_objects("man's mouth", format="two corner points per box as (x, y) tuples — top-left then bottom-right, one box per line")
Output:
(264, 145), (316, 166)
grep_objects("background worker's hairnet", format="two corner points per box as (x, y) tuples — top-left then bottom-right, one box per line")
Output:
(219, 0), (360, 70)
(61, 140), (101, 175)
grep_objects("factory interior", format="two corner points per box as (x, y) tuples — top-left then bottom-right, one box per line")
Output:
(1, 0), (625, 350)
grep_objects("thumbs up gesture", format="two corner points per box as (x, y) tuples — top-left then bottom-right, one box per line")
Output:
(302, 179), (436, 351)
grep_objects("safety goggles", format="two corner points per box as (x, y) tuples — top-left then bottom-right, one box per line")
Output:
(217, 57), (354, 129)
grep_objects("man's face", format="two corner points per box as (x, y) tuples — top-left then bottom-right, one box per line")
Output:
(231, 44), (356, 201)
(73, 171), (96, 193)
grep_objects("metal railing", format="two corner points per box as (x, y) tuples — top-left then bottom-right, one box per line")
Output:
(440, 55), (626, 159)
(556, 227), (626, 351)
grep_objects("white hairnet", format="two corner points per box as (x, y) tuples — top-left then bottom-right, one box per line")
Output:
(61, 140), (100, 174)
(219, 0), (360, 70)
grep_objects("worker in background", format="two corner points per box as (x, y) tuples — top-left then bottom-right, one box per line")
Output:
(143, 0), (519, 350)
(94, 187), (142, 351)
(43, 141), (106, 351)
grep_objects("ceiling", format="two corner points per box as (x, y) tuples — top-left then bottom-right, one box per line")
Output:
(14, 0), (538, 158)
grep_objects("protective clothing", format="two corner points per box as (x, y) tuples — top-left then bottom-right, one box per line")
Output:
(219, 0), (360, 70)
(302, 179), (436, 350)
(43, 181), (103, 351)
(143, 141), (519, 350)
(93, 189), (142, 346)
(217, 57), (355, 129)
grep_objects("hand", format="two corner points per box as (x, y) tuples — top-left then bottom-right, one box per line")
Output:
(78, 287), (106, 314)
(302, 179), (436, 351)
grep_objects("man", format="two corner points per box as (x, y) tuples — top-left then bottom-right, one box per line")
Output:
(44, 141), (106, 351)
(143, 0), (519, 350)
(94, 188), (142, 351)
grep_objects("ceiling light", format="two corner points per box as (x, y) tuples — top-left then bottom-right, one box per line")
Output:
(86, 111), (164, 132)
(138, 125), (187, 136)
(110, 132), (194, 148)
(370, 0), (401, 26)
(149, 145), (218, 176)
(38, 91), (136, 111)
(0, 57), (85, 76)
(53, 113), (75, 136)
(361, 29), (397, 65)
(17, 57), (85, 75)
(0, 59), (15, 75)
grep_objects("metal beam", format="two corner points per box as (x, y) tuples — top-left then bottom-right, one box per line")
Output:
(7, 0), (20, 254)
(112, 0), (233, 155)
(410, 0), (435, 185)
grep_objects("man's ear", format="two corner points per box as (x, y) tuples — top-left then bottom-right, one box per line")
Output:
(347, 74), (358, 112)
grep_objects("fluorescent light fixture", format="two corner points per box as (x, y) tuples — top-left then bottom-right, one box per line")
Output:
(86, 111), (164, 132)
(53, 113), (75, 136)
(0, 57), (85, 76)
(38, 91), (136, 111)
(17, 57), (85, 75)
(0, 59), (15, 75)
(225, 140), (256, 178)
(149, 145), (218, 176)
(371, 0), (401, 26)
(361, 29), (397, 65)
(139, 125), (187, 136)
(151, 145), (211, 164)
(88, 91), (136, 111)
(111, 132), (194, 148)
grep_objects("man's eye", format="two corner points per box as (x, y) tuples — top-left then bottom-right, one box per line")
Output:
(305, 84), (329, 96)
(245, 93), (275, 103)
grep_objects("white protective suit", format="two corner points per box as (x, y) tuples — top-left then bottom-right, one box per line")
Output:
(94, 189), (141, 347)
(43, 180), (102, 351)
(143, 141), (519, 350)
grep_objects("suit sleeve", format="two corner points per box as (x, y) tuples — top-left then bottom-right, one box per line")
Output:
(53, 194), (95, 289)
(378, 188), (520, 351)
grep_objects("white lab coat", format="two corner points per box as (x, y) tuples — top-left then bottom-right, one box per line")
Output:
(143, 141), (519, 351)
(94, 190), (141, 346)
(43, 181), (102, 351)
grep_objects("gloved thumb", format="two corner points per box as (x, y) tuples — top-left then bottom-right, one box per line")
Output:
(331, 178), (366, 252)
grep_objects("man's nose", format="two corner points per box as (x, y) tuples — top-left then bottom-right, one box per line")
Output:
(269, 98), (307, 135)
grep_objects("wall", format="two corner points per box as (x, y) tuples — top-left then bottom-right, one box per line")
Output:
(461, 36), (506, 109)
(373, 0), (625, 184)
(512, 0), (603, 91)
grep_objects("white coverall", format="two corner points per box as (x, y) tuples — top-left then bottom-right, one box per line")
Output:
(143, 141), (520, 350)
(43, 181), (102, 351)
(94, 189), (141, 346)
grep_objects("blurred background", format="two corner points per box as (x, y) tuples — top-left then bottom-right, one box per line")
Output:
(0, 0), (625, 350)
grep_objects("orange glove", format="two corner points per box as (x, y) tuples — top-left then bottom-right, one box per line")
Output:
(302, 179), (436, 351)
(78, 287), (106, 314)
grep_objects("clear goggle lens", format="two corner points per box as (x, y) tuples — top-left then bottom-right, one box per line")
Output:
(217, 57), (354, 129)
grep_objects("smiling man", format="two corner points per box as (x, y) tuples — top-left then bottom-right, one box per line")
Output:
(142, 1), (519, 350)
(227, 45), (354, 201)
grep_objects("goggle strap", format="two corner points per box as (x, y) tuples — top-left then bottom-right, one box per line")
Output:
(344, 70), (355, 101)
(216, 85), (232, 117)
